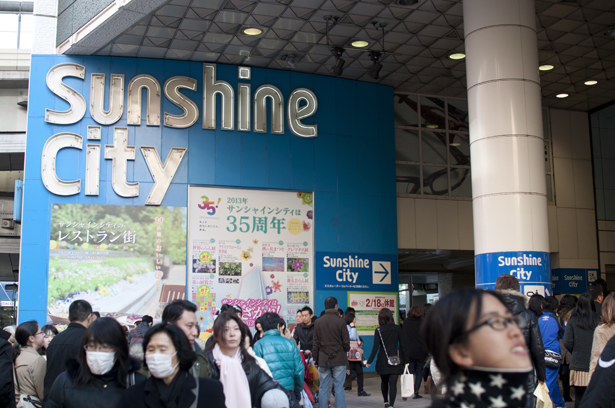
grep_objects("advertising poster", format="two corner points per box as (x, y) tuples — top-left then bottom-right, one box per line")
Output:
(187, 187), (314, 334)
(348, 292), (398, 336)
(48, 204), (187, 325)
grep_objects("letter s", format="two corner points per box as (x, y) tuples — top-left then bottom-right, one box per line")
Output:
(498, 256), (505, 266)
(45, 63), (87, 124)
(323, 256), (330, 267)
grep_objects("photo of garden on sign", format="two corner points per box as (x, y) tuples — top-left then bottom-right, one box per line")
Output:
(48, 204), (187, 325)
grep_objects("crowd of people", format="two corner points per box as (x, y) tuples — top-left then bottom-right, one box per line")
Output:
(2, 277), (615, 408)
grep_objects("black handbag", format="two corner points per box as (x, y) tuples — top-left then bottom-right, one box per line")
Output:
(378, 328), (401, 366)
(545, 350), (562, 369)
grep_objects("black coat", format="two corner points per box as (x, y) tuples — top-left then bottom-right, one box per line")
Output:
(367, 324), (407, 375)
(44, 322), (87, 402)
(580, 335), (615, 408)
(293, 321), (315, 352)
(119, 372), (225, 408)
(402, 317), (427, 363)
(499, 290), (546, 382)
(0, 330), (15, 408)
(45, 358), (146, 408)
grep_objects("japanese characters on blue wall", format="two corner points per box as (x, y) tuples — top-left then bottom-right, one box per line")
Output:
(20, 55), (397, 339)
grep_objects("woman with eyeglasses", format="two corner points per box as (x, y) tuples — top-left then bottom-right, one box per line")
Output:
(12, 320), (46, 408)
(46, 317), (145, 408)
(422, 289), (533, 408)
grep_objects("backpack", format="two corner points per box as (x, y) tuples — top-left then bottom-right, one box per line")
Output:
(129, 328), (144, 347)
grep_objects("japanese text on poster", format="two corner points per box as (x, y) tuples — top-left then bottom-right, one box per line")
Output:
(347, 292), (399, 336)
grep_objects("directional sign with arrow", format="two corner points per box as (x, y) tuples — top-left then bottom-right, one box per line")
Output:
(373, 261), (391, 285)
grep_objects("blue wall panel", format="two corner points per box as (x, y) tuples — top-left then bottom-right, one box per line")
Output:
(21, 56), (397, 336)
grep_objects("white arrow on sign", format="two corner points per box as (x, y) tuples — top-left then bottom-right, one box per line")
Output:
(373, 261), (391, 285)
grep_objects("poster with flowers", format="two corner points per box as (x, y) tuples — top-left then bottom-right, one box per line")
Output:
(187, 187), (314, 333)
(48, 204), (187, 325)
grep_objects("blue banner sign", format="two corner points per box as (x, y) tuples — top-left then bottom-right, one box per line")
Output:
(475, 251), (551, 297)
(552, 268), (599, 294)
(315, 252), (398, 291)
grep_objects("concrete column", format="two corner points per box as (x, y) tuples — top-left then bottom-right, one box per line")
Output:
(463, 0), (552, 296)
(32, 0), (58, 54)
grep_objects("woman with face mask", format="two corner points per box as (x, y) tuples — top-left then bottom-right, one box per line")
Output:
(12, 321), (46, 408)
(422, 289), (534, 408)
(45, 317), (145, 408)
(120, 323), (225, 408)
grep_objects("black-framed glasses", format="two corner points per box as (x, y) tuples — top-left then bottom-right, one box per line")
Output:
(455, 314), (521, 343)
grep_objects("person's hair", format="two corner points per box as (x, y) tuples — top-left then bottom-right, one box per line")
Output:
(69, 299), (93, 323)
(423, 303), (433, 317)
(571, 292), (599, 330)
(143, 323), (196, 372)
(12, 321), (39, 362)
(495, 274), (520, 291)
(528, 294), (544, 318)
(594, 279), (608, 297)
(587, 285), (603, 301)
(560, 295), (577, 310)
(408, 305), (423, 319)
(41, 324), (58, 337)
(346, 307), (355, 315)
(421, 289), (506, 391)
(260, 312), (282, 332)
(74, 317), (130, 386)
(301, 306), (313, 316)
(162, 299), (197, 324)
(141, 315), (153, 325)
(602, 293), (615, 325)
(543, 296), (559, 313)
(378, 308), (395, 326)
(319, 311), (325, 317)
(92, 311), (101, 319)
(279, 318), (286, 331)
(337, 309), (344, 317)
(324, 297), (337, 310)
(135, 321), (141, 327)
(344, 313), (355, 326)
(205, 313), (254, 369)
(219, 303), (242, 316)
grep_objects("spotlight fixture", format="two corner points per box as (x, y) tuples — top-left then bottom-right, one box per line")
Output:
(449, 53), (465, 60)
(604, 28), (615, 37)
(243, 28), (262, 36)
(367, 51), (383, 80)
(556, 93), (569, 98)
(281, 54), (297, 69)
(330, 47), (345, 76)
(351, 40), (369, 48)
(585, 80), (598, 86)
(539, 64), (554, 71)
(450, 143), (461, 147)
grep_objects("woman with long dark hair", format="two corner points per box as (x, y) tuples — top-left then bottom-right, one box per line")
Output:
(366, 308), (407, 408)
(563, 292), (601, 408)
(198, 312), (289, 408)
(46, 317), (145, 408)
(120, 324), (226, 408)
(12, 320), (46, 407)
(558, 294), (577, 401)
(39, 325), (58, 357)
(253, 317), (264, 344)
(422, 289), (533, 408)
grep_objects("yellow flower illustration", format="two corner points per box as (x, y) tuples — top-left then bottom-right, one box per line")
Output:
(241, 250), (252, 261)
(253, 239), (259, 244)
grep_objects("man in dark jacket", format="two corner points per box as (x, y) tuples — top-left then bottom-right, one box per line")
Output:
(496, 275), (546, 408)
(293, 305), (316, 355)
(313, 297), (350, 408)
(0, 328), (15, 408)
(44, 299), (93, 402)
(126, 314), (153, 345)
(403, 305), (428, 398)
(580, 335), (615, 408)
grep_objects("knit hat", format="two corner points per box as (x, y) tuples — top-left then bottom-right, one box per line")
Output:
(261, 389), (290, 408)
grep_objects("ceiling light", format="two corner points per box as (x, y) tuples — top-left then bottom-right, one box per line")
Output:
(281, 54), (297, 69)
(584, 80), (598, 86)
(604, 28), (615, 37)
(330, 47), (345, 76)
(243, 28), (262, 36)
(556, 93), (569, 98)
(426, 124), (438, 129)
(367, 51), (383, 80)
(351, 40), (369, 48)
(539, 64), (554, 71)
(450, 142), (461, 147)
(449, 53), (465, 60)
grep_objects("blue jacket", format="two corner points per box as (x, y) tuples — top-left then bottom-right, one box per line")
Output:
(537, 312), (561, 354)
(347, 325), (359, 341)
(253, 330), (304, 393)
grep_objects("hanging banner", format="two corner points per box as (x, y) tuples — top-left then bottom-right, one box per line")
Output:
(188, 187), (314, 334)
(348, 292), (398, 336)
(47, 204), (187, 325)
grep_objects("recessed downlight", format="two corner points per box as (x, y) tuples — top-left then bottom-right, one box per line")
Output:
(351, 40), (369, 48)
(426, 124), (439, 129)
(585, 80), (598, 86)
(539, 64), (554, 71)
(556, 93), (569, 98)
(449, 53), (465, 60)
(243, 28), (262, 36)
(450, 143), (461, 147)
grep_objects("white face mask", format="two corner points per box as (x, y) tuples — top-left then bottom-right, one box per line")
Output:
(86, 351), (116, 375)
(146, 352), (178, 379)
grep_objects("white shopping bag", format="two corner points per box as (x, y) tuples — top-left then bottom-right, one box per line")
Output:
(401, 364), (415, 399)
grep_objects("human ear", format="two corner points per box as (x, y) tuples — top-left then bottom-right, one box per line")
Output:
(449, 343), (474, 368)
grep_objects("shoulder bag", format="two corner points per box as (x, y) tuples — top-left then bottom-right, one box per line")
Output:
(378, 328), (401, 366)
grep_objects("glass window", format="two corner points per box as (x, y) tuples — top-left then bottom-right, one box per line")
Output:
(0, 13), (18, 48)
(394, 94), (420, 127)
(423, 166), (448, 196)
(451, 168), (472, 197)
(420, 96), (446, 130)
(449, 133), (470, 166)
(448, 98), (469, 132)
(396, 164), (421, 195)
(395, 128), (420, 162)
(19, 14), (33, 49)
(422, 131), (448, 164)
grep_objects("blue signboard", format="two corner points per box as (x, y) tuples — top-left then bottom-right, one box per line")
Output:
(551, 270), (561, 295)
(475, 251), (551, 297)
(553, 268), (599, 294)
(315, 252), (398, 292)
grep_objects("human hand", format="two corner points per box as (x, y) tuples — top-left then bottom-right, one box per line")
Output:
(346, 370), (350, 375)
(365, 363), (370, 368)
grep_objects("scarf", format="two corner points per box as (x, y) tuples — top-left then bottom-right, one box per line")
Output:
(152, 370), (192, 408)
(444, 366), (532, 408)
(212, 343), (251, 408)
